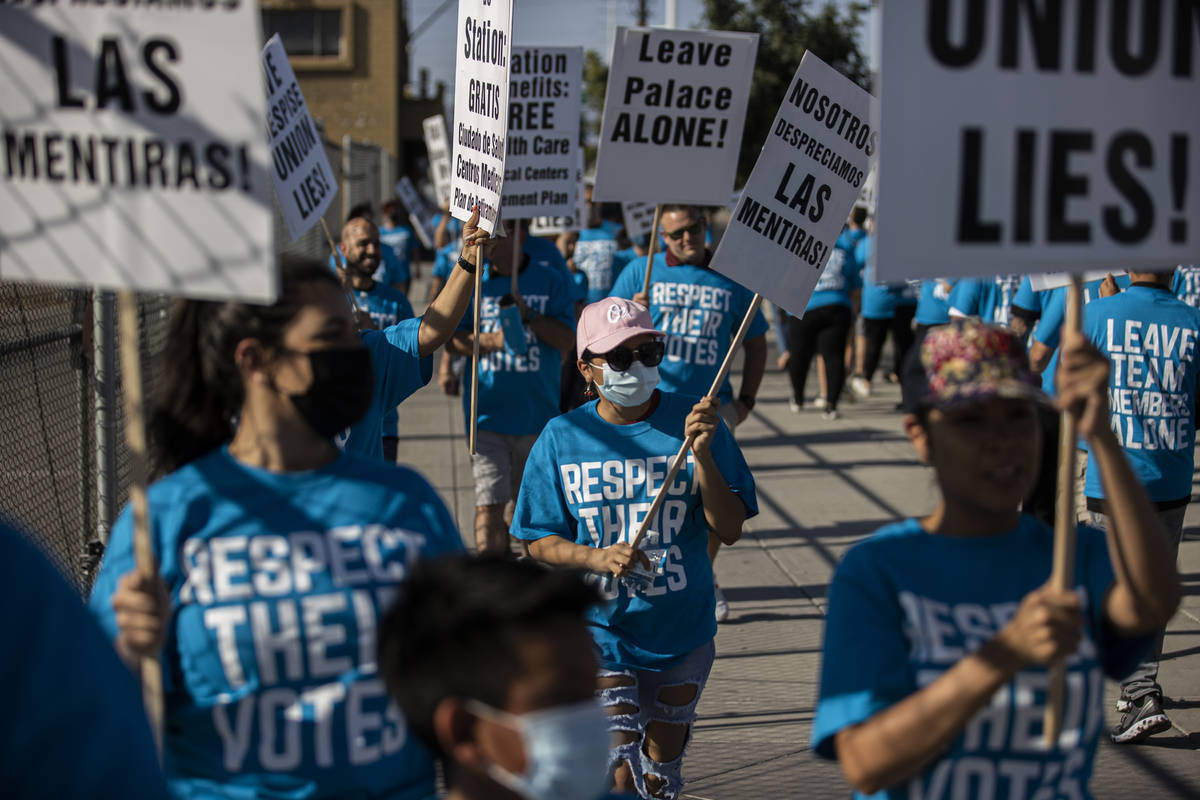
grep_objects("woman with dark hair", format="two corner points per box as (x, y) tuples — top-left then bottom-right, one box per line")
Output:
(86, 219), (483, 797)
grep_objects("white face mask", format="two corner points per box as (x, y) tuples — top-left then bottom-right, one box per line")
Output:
(596, 360), (659, 407)
(466, 698), (612, 800)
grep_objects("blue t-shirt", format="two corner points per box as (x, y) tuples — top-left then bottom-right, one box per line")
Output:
(379, 225), (418, 278)
(1172, 265), (1200, 308)
(1012, 275), (1043, 316)
(455, 260), (576, 436)
(1033, 276), (1131, 396)
(812, 515), (1150, 800)
(915, 279), (957, 326)
(525, 235), (587, 305)
(1082, 285), (1200, 503)
(431, 242), (458, 281)
(511, 392), (758, 671)
(575, 227), (620, 304)
(1, 520), (168, 799)
(804, 230), (861, 312)
(354, 284), (417, 440)
(949, 275), (1022, 326)
(87, 448), (464, 799)
(857, 235), (915, 319)
(432, 213), (463, 244)
(340, 319), (433, 459)
(611, 253), (768, 403)
(612, 246), (641, 277)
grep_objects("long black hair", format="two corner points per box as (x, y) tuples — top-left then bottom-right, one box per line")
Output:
(149, 256), (340, 477)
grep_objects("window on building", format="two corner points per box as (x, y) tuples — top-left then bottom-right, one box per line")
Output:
(262, 9), (343, 58)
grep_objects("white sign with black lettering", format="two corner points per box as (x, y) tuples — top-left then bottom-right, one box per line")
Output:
(876, 1), (1200, 281)
(423, 115), (452, 208)
(592, 26), (758, 205)
(622, 200), (656, 240)
(0, 4), (275, 301)
(503, 46), (582, 219)
(394, 177), (435, 248)
(263, 35), (338, 243)
(450, 0), (514, 234)
(530, 146), (585, 235)
(710, 53), (876, 317)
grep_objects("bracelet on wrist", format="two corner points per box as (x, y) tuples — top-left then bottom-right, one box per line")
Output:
(456, 255), (476, 274)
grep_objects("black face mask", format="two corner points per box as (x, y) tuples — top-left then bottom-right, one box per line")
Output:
(288, 347), (375, 438)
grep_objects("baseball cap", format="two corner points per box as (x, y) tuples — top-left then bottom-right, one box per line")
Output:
(900, 318), (1047, 413)
(577, 297), (664, 356)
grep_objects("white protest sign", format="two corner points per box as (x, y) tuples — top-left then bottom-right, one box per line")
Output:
(394, 177), (436, 248)
(710, 52), (876, 317)
(422, 115), (453, 208)
(856, 167), (876, 213)
(530, 146), (585, 235)
(622, 200), (657, 240)
(1028, 270), (1123, 292)
(876, 2), (1200, 282)
(450, 0), (514, 234)
(503, 46), (582, 219)
(263, 35), (338, 243)
(592, 26), (758, 204)
(0, 4), (275, 301)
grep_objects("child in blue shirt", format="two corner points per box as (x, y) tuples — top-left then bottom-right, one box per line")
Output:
(812, 318), (1178, 799)
(88, 256), (466, 799)
(513, 297), (757, 800)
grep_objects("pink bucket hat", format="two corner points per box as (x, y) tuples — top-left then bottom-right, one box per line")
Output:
(577, 297), (664, 355)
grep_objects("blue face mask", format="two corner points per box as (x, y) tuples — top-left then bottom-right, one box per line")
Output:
(596, 361), (659, 407)
(466, 698), (612, 800)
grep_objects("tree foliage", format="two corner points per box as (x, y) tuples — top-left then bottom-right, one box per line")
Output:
(704, 0), (870, 185)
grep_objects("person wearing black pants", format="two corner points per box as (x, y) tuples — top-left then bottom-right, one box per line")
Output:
(788, 303), (853, 418)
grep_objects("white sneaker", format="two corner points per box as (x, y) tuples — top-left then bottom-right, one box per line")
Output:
(808, 396), (827, 410)
(850, 375), (871, 400)
(822, 408), (841, 421)
(788, 398), (802, 413)
(714, 585), (730, 623)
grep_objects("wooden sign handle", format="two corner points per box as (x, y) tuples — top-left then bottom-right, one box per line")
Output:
(1044, 273), (1083, 746)
(469, 241), (483, 455)
(640, 205), (664, 300)
(117, 290), (164, 761)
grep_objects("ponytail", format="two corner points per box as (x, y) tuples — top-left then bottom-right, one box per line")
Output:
(149, 257), (341, 476)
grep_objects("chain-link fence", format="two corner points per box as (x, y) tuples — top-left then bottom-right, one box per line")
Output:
(0, 134), (395, 593)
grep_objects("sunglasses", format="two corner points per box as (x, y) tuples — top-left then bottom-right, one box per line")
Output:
(595, 340), (665, 371)
(662, 220), (705, 241)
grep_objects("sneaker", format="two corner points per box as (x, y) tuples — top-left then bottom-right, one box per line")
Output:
(1116, 695), (1132, 713)
(1110, 693), (1171, 743)
(822, 408), (841, 421)
(850, 375), (871, 400)
(808, 396), (827, 410)
(714, 585), (730, 623)
(788, 398), (802, 413)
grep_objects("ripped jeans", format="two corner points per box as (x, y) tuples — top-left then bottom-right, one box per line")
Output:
(597, 639), (716, 800)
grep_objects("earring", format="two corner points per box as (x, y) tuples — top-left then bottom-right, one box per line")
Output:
(583, 380), (597, 399)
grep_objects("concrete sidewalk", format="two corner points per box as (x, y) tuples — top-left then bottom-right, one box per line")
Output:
(397, 278), (1199, 798)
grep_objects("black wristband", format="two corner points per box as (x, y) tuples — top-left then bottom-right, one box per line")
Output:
(738, 394), (756, 410)
(456, 255), (476, 274)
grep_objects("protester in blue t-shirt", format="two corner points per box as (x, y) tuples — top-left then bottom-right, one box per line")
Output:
(333, 215), (478, 461)
(850, 230), (915, 401)
(349, 281), (415, 462)
(512, 297), (757, 800)
(1171, 264), (1200, 308)
(1, 518), (168, 800)
(379, 200), (421, 294)
(948, 274), (1022, 327)
(612, 232), (649, 277)
(914, 278), (957, 338)
(1009, 275), (1044, 341)
(88, 256), (466, 799)
(785, 226), (861, 419)
(448, 220), (576, 554)
(379, 555), (637, 800)
(1080, 270), (1200, 743)
(572, 186), (621, 304)
(812, 318), (1178, 799)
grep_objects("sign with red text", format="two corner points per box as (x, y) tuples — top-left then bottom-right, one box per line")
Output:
(0, 3), (275, 300)
(592, 26), (758, 204)
(876, 1), (1200, 281)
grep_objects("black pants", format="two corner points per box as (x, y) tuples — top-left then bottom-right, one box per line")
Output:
(787, 304), (851, 409)
(861, 307), (917, 382)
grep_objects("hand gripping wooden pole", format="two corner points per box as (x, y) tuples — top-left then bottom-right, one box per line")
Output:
(117, 290), (164, 760)
(629, 294), (764, 550)
(469, 240), (483, 455)
(1044, 273), (1083, 746)
(640, 205), (664, 300)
